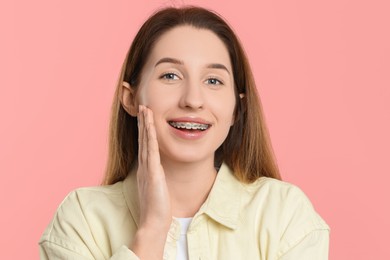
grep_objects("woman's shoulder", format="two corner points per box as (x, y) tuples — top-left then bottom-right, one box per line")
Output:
(245, 176), (317, 205)
(241, 177), (330, 255)
(58, 180), (128, 215)
(54, 181), (126, 213)
(40, 181), (129, 243)
(70, 181), (125, 201)
(221, 163), (316, 205)
(219, 164), (329, 229)
(40, 181), (138, 258)
(244, 176), (329, 233)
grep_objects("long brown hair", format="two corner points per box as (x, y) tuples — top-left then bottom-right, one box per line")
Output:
(103, 6), (280, 185)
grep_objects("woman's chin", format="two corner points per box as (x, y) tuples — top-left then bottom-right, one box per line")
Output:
(159, 149), (214, 165)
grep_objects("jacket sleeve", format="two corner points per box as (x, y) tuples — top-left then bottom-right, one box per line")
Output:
(278, 229), (329, 260)
(276, 186), (330, 260)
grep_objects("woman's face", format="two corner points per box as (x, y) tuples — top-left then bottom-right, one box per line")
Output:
(134, 25), (236, 165)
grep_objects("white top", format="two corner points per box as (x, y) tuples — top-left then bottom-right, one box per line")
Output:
(175, 217), (193, 260)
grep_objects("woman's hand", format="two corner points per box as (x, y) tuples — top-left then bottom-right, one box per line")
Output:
(131, 105), (172, 259)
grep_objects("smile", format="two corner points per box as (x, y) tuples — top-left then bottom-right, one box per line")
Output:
(168, 121), (210, 131)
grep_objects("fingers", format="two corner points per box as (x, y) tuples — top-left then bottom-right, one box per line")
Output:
(138, 105), (148, 165)
(135, 106), (171, 240)
(137, 105), (160, 169)
(137, 105), (145, 165)
(145, 109), (161, 169)
(142, 107), (148, 165)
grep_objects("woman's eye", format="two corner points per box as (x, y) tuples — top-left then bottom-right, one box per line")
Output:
(205, 78), (223, 85)
(161, 73), (179, 80)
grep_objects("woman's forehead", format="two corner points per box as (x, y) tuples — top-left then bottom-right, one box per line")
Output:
(146, 25), (232, 71)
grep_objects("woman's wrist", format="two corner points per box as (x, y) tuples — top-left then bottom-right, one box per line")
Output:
(130, 226), (170, 259)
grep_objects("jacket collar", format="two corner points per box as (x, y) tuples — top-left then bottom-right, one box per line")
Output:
(122, 163), (244, 230)
(197, 163), (244, 229)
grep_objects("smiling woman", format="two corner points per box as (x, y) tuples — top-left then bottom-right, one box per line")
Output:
(122, 26), (237, 167)
(39, 6), (329, 260)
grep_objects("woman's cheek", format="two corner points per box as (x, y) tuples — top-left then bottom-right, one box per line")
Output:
(137, 84), (152, 107)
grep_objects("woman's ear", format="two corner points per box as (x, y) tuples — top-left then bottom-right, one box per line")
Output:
(121, 81), (138, 116)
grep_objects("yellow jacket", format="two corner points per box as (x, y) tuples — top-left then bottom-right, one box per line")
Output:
(40, 163), (329, 259)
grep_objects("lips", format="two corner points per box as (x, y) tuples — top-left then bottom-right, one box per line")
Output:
(167, 117), (212, 139)
(168, 121), (210, 131)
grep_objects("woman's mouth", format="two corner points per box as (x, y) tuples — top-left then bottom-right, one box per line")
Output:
(168, 121), (210, 131)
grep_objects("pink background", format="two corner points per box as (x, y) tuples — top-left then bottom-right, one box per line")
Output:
(1, 0), (389, 259)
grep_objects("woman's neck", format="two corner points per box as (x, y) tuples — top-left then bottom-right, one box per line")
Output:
(161, 158), (217, 218)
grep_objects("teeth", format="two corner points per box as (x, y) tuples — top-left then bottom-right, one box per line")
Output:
(169, 121), (209, 130)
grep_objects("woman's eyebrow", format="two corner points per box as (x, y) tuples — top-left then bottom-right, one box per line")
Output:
(155, 57), (183, 67)
(206, 63), (230, 75)
(155, 57), (230, 75)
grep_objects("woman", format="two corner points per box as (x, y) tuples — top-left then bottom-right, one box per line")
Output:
(40, 6), (329, 260)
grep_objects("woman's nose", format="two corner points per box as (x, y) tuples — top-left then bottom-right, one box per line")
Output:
(179, 80), (204, 110)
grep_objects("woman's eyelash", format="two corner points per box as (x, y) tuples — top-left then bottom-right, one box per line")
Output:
(205, 77), (223, 85)
(159, 73), (223, 85)
(160, 72), (179, 80)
